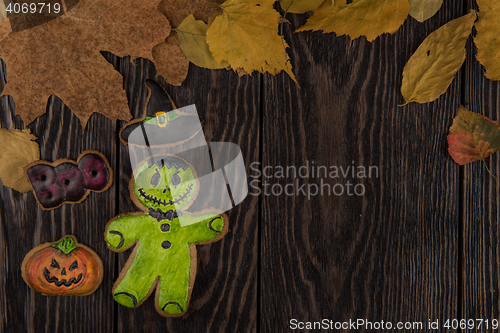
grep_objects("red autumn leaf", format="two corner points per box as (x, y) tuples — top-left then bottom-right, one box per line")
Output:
(447, 105), (500, 165)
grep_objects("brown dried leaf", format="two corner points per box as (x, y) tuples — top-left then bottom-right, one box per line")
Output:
(153, 33), (190, 86)
(0, 128), (40, 193)
(158, 0), (225, 27)
(153, 0), (225, 85)
(0, 0), (170, 126)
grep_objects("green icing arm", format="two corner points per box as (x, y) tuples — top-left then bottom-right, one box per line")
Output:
(179, 212), (220, 227)
(106, 214), (149, 250)
(181, 213), (225, 244)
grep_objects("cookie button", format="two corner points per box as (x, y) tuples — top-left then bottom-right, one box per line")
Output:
(161, 224), (170, 232)
(161, 241), (172, 249)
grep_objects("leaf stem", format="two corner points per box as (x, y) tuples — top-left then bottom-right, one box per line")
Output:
(280, 0), (294, 63)
(481, 158), (498, 181)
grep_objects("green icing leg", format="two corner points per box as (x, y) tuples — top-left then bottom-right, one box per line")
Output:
(156, 247), (192, 315)
(113, 271), (155, 308)
(113, 248), (158, 308)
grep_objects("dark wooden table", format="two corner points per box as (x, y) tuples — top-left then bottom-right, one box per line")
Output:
(1, 1), (499, 332)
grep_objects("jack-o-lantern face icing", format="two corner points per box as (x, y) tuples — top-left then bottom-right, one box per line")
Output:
(44, 257), (82, 287)
(22, 235), (103, 296)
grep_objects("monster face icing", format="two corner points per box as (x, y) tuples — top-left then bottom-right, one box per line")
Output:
(105, 154), (227, 317)
(132, 156), (197, 213)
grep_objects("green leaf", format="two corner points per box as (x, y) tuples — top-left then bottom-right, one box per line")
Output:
(447, 106), (500, 165)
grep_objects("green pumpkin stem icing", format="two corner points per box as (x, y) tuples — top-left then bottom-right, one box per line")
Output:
(52, 237), (77, 255)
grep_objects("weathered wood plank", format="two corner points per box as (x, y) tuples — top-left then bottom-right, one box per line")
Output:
(0, 95), (117, 332)
(1, 2), (486, 332)
(261, 4), (462, 331)
(462, 0), (500, 328)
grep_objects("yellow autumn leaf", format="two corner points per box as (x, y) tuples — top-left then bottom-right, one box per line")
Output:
(0, 129), (40, 193)
(401, 12), (476, 104)
(206, 0), (296, 82)
(408, 0), (443, 22)
(279, 0), (324, 14)
(295, 0), (410, 42)
(0, 1), (6, 24)
(176, 14), (228, 69)
(474, 0), (500, 80)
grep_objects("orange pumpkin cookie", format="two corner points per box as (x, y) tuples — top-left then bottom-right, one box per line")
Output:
(21, 235), (103, 296)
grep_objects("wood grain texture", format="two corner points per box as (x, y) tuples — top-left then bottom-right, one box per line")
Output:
(4, 1), (500, 332)
(462, 0), (500, 327)
(104, 55), (259, 332)
(0, 95), (117, 333)
(260, 3), (462, 332)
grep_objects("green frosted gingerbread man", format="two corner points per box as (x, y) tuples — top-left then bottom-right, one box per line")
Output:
(105, 154), (227, 317)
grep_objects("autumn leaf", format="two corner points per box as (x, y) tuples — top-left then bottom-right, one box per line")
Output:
(206, 0), (296, 82)
(448, 106), (500, 165)
(401, 12), (476, 104)
(0, 1), (6, 24)
(408, 0), (443, 22)
(158, 0), (224, 27)
(176, 14), (228, 69)
(0, 128), (40, 193)
(279, 0), (325, 14)
(295, 0), (410, 42)
(153, 0), (224, 85)
(153, 33), (189, 86)
(0, 0), (170, 126)
(474, 0), (500, 80)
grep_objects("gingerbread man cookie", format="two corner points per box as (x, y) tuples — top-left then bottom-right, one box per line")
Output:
(105, 154), (227, 317)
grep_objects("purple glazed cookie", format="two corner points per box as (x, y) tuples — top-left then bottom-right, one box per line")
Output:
(25, 151), (113, 210)
(77, 153), (110, 191)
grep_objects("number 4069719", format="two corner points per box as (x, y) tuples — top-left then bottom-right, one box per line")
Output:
(6, 2), (61, 14)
